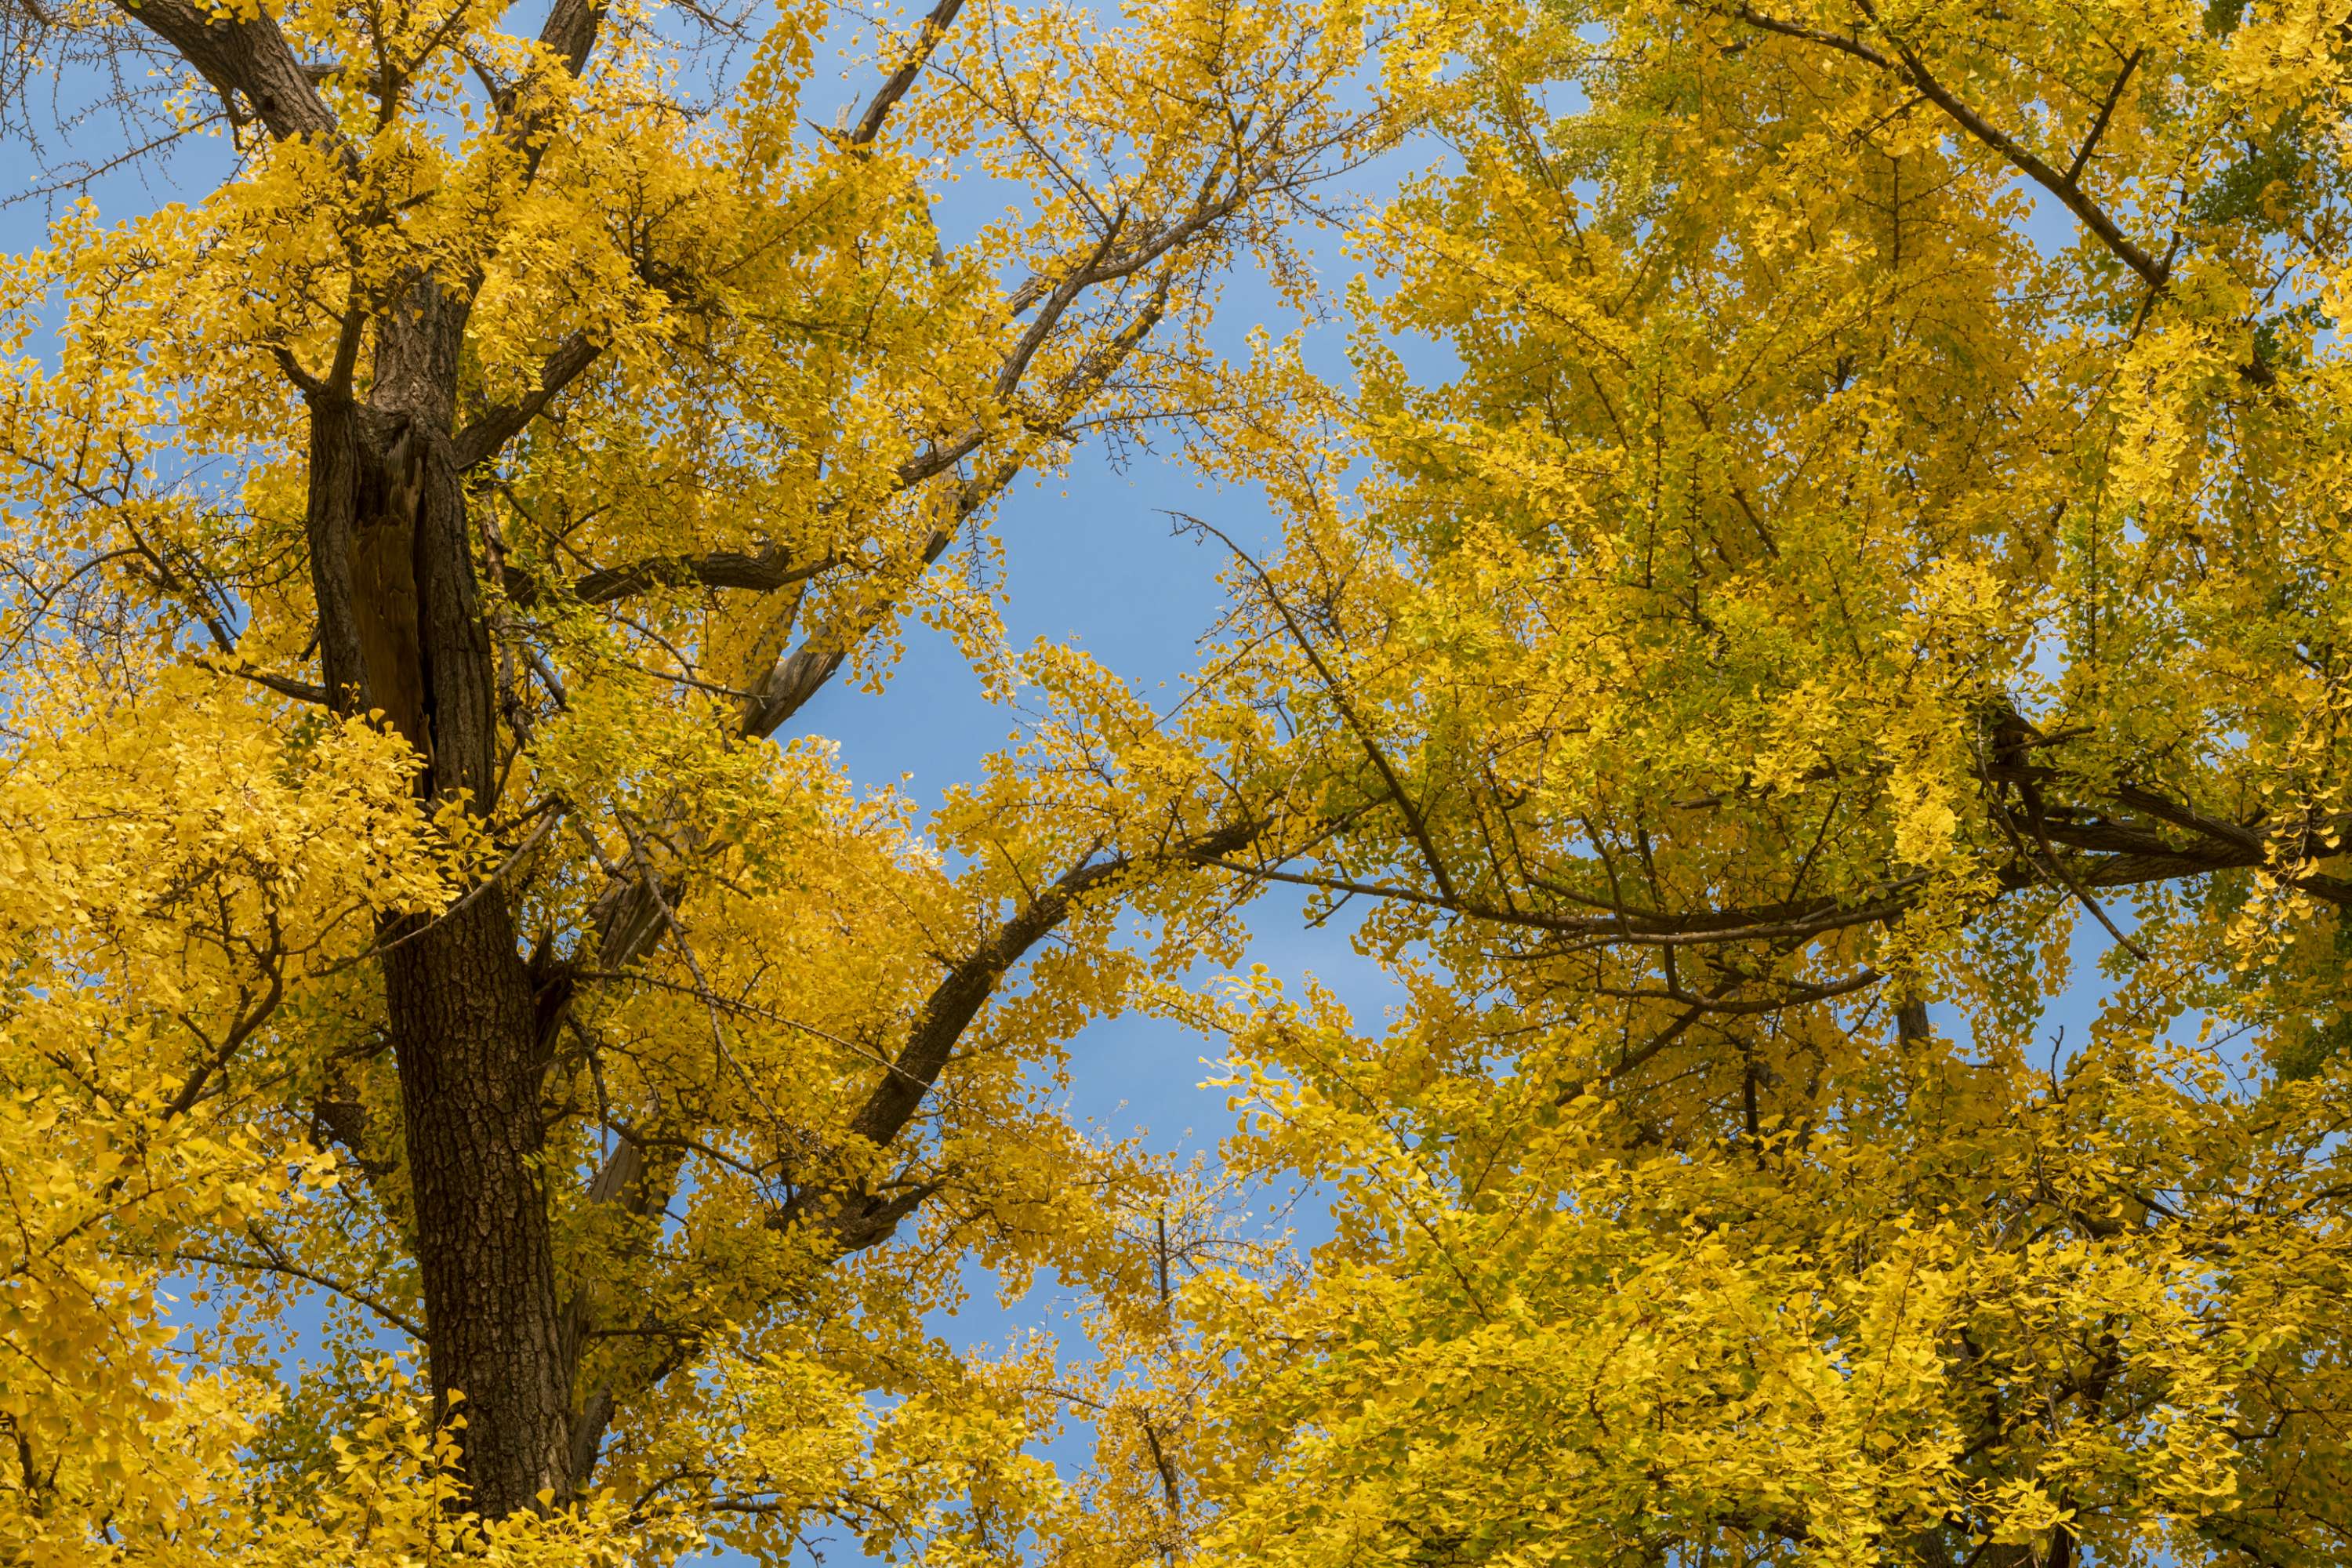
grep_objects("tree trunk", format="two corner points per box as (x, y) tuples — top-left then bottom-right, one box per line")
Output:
(304, 283), (576, 1517)
(387, 892), (572, 1515)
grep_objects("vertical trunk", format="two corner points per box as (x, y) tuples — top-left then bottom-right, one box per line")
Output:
(387, 892), (572, 1515)
(307, 282), (576, 1517)
(303, 395), (372, 716)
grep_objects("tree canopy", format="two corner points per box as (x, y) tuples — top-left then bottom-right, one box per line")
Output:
(5, 0), (2352, 1563)
(1171, 2), (2352, 1564)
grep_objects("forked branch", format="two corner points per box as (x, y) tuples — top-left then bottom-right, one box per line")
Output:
(1729, 2), (2169, 287)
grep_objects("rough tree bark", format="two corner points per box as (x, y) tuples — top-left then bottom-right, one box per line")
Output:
(303, 282), (578, 1515)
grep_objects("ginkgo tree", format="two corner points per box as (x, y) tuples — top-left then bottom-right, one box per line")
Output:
(1145, 0), (2352, 1564)
(0, 0), (1392, 1558)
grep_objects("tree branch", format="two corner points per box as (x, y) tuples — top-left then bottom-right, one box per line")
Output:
(1732, 2), (2169, 286)
(194, 654), (330, 706)
(570, 546), (835, 606)
(537, 0), (604, 76)
(735, 527), (953, 741)
(1185, 514), (1465, 908)
(452, 332), (602, 470)
(848, 0), (964, 147)
(169, 1242), (425, 1340)
(108, 0), (342, 144)
(2066, 47), (2143, 186)
(774, 818), (1259, 1254)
